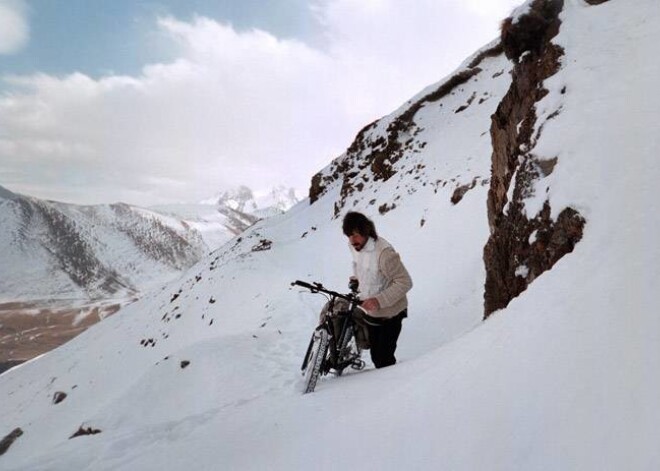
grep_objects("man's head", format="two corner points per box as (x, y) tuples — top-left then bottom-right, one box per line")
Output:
(342, 212), (378, 251)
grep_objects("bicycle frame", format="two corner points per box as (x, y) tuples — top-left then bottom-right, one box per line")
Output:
(293, 280), (364, 378)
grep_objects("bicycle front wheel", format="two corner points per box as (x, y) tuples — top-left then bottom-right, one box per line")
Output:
(302, 327), (329, 394)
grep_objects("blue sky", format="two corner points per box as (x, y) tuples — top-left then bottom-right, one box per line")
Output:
(3, 0), (317, 78)
(0, 0), (522, 206)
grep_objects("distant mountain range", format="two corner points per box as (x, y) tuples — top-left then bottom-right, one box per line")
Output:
(154, 185), (299, 249)
(0, 184), (299, 302)
(0, 186), (206, 301)
(0, 184), (298, 365)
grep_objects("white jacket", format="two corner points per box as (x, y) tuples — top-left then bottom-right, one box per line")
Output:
(350, 237), (413, 319)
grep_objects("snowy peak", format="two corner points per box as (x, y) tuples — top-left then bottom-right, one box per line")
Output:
(204, 184), (300, 217)
(155, 185), (300, 248)
(213, 185), (258, 212)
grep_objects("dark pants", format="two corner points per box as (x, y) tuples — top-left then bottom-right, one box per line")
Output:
(367, 310), (406, 368)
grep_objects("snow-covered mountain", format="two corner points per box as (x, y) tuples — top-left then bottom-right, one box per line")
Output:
(0, 188), (211, 367)
(2, 1), (659, 469)
(0, 188), (207, 302)
(146, 202), (258, 250)
(153, 185), (300, 248)
(0, 184), (293, 368)
(200, 184), (299, 218)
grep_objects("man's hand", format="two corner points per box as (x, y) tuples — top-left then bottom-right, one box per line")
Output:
(361, 297), (380, 313)
(349, 276), (359, 293)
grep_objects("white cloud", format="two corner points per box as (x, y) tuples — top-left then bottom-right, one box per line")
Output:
(0, 0), (29, 54)
(0, 0), (519, 206)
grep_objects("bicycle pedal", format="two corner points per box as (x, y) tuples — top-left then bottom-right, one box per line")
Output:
(351, 360), (366, 371)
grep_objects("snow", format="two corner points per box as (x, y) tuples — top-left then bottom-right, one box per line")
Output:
(2, 1), (660, 469)
(514, 264), (529, 278)
(510, 1), (533, 25)
(0, 196), (208, 302)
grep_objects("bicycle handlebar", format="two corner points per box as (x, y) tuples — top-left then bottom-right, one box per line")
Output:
(291, 280), (358, 303)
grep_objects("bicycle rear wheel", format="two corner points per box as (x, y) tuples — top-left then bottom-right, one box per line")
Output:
(302, 327), (329, 394)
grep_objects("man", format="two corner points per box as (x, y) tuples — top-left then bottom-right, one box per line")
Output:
(343, 211), (413, 368)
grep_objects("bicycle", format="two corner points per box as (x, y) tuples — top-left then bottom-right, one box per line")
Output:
(291, 280), (367, 394)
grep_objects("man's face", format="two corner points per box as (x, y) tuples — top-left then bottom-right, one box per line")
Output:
(348, 231), (368, 251)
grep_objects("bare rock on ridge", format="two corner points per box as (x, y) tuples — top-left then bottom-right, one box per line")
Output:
(483, 0), (585, 318)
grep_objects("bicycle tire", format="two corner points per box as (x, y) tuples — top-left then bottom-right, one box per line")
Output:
(302, 327), (329, 394)
(301, 333), (315, 372)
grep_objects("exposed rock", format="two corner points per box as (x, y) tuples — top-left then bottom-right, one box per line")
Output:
(451, 178), (479, 205)
(501, 0), (564, 61)
(52, 391), (67, 405)
(251, 239), (273, 252)
(69, 425), (101, 439)
(180, 360), (190, 369)
(584, 0), (609, 4)
(455, 92), (477, 113)
(483, 0), (585, 318)
(378, 203), (396, 215)
(466, 42), (505, 69)
(0, 428), (23, 456)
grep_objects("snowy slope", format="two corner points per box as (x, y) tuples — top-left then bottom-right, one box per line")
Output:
(2, 1), (660, 469)
(0, 191), (208, 302)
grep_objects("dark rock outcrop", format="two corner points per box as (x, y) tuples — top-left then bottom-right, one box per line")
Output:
(52, 391), (68, 405)
(483, 0), (585, 318)
(69, 425), (102, 439)
(0, 428), (23, 456)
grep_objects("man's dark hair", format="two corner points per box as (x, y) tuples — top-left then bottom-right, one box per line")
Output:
(342, 212), (378, 240)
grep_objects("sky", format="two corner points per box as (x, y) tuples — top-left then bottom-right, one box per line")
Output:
(0, 0), (522, 206)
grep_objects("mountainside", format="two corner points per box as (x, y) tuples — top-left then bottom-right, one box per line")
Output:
(0, 188), (218, 368)
(0, 188), (207, 302)
(2, 1), (659, 469)
(0, 186), (293, 368)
